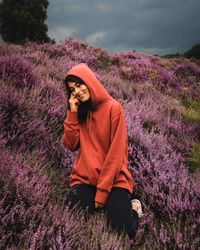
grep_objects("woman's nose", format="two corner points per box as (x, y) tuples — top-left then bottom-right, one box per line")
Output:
(74, 88), (80, 95)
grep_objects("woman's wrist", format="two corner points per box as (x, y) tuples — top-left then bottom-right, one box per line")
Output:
(69, 105), (78, 112)
(70, 109), (78, 112)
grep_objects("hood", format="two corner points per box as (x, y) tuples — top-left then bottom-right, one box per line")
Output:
(65, 63), (113, 109)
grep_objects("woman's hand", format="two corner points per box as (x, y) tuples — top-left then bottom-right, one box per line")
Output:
(95, 201), (104, 209)
(69, 92), (80, 112)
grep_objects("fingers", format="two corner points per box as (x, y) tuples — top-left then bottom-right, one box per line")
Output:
(71, 92), (77, 99)
(70, 93), (79, 103)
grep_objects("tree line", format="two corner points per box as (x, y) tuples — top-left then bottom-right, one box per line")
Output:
(0, 0), (53, 44)
(0, 0), (199, 58)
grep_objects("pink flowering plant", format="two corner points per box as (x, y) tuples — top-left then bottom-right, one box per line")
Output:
(0, 38), (200, 249)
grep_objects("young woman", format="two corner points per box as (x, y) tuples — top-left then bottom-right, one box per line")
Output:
(61, 63), (143, 240)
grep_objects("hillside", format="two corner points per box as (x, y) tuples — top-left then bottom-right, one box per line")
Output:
(0, 37), (200, 249)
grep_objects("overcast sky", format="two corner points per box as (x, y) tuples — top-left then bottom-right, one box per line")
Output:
(38, 1), (200, 55)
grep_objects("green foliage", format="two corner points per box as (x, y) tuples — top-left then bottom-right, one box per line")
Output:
(0, 0), (52, 44)
(161, 52), (181, 58)
(186, 142), (200, 173)
(179, 96), (200, 123)
(179, 96), (200, 173)
(184, 43), (200, 59)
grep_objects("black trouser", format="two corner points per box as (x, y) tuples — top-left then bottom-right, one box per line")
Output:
(65, 184), (139, 240)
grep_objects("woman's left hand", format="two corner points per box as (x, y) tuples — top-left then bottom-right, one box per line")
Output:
(95, 201), (104, 209)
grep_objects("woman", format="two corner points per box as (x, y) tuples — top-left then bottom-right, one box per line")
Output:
(61, 63), (143, 240)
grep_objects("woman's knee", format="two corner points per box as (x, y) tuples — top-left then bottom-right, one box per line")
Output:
(66, 184), (96, 216)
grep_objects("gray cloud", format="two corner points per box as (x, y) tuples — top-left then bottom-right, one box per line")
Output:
(47, 0), (200, 55)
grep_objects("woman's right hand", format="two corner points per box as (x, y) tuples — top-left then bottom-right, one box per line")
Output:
(69, 92), (80, 112)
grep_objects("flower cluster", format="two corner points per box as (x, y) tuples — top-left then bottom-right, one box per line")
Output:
(0, 55), (41, 89)
(0, 38), (199, 249)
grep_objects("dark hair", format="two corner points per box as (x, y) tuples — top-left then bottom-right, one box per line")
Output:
(63, 75), (93, 123)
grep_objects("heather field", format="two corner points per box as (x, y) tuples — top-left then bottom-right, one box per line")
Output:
(0, 38), (200, 249)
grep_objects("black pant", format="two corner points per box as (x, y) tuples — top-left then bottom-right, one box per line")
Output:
(65, 184), (139, 240)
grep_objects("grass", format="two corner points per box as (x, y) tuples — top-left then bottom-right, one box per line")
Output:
(186, 142), (200, 173)
(179, 96), (200, 122)
(177, 96), (200, 173)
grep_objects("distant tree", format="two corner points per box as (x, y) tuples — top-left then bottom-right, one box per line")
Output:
(162, 53), (180, 59)
(184, 43), (200, 59)
(0, 0), (52, 44)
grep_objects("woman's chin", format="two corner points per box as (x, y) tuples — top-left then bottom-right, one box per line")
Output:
(79, 97), (90, 102)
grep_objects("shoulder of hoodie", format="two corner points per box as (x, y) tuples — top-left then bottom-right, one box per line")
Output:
(105, 98), (124, 120)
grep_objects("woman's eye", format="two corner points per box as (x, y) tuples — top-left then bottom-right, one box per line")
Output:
(70, 84), (81, 92)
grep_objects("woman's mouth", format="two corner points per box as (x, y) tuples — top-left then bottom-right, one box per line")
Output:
(79, 93), (85, 98)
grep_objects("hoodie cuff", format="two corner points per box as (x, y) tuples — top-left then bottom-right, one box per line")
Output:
(66, 110), (78, 122)
(95, 189), (110, 205)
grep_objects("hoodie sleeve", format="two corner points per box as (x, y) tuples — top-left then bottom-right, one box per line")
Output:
(61, 110), (80, 151)
(95, 104), (127, 205)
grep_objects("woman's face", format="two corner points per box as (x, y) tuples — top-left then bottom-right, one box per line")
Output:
(68, 82), (91, 102)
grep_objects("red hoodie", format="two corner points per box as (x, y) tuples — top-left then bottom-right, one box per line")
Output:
(61, 63), (134, 205)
